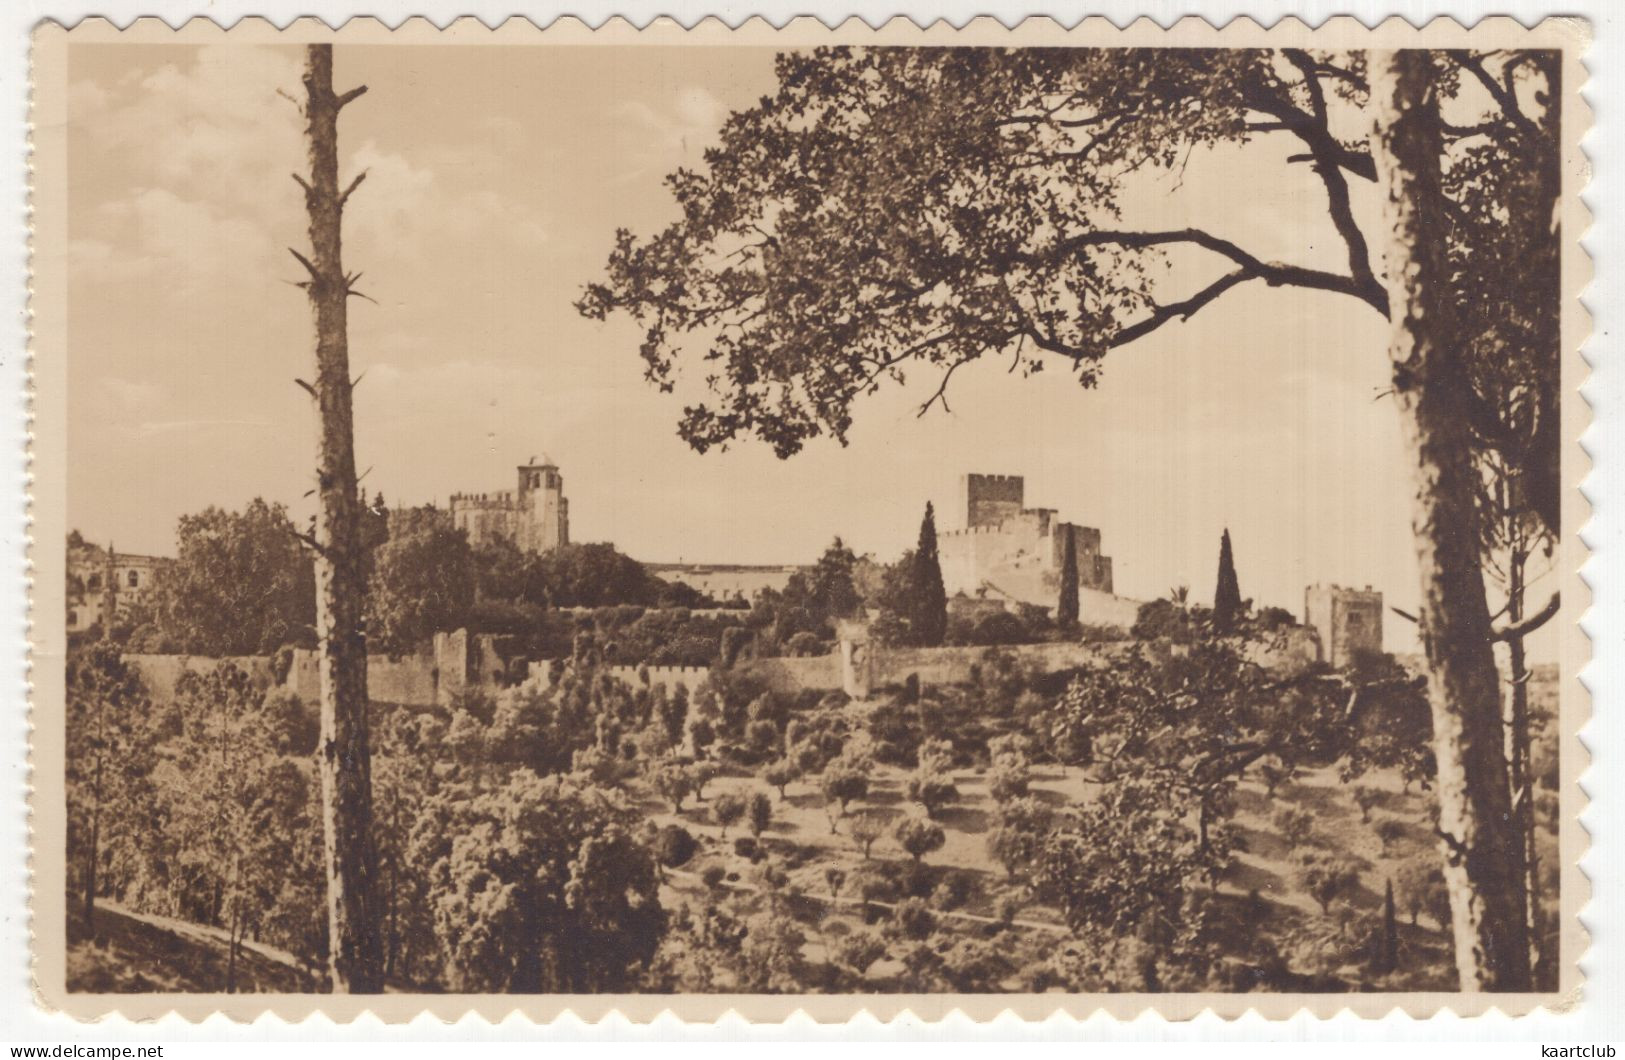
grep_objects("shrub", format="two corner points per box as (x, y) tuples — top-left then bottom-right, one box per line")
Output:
(261, 686), (319, 757)
(889, 897), (938, 941)
(931, 871), (979, 912)
(895, 816), (946, 863)
(996, 895), (1023, 929)
(1373, 818), (1407, 854)
(834, 932), (887, 977)
(655, 824), (698, 868)
(745, 719), (781, 757)
(733, 836), (758, 859)
(1273, 806), (1316, 850)
(701, 864), (728, 891)
(785, 630), (826, 657)
(987, 755), (1030, 804)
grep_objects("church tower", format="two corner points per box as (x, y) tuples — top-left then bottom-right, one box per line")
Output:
(516, 456), (569, 553)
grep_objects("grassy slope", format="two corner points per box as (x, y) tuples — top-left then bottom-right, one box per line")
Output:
(66, 900), (323, 994)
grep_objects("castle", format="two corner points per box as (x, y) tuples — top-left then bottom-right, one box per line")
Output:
(449, 457), (570, 553)
(937, 473), (1115, 608)
(1304, 583), (1384, 667)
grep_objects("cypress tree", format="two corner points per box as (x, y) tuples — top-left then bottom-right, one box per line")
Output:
(1214, 527), (1242, 633)
(1382, 877), (1400, 973)
(1058, 529), (1080, 628)
(910, 502), (947, 646)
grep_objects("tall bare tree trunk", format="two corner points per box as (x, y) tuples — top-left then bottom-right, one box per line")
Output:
(1371, 49), (1531, 992)
(295, 43), (384, 994)
(1503, 549), (1542, 976)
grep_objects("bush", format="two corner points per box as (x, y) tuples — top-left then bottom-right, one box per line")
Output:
(701, 864), (728, 891)
(889, 897), (938, 941)
(895, 816), (946, 863)
(733, 836), (758, 859)
(655, 824), (698, 868)
(1373, 818), (1408, 854)
(261, 686), (319, 757)
(784, 631), (826, 657)
(834, 932), (888, 977)
(931, 870), (979, 912)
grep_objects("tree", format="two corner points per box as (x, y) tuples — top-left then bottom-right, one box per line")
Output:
(431, 770), (664, 992)
(288, 43), (385, 993)
(763, 759), (799, 799)
(580, 43), (1559, 991)
(65, 644), (152, 931)
(652, 762), (694, 812)
(366, 520), (475, 655)
(712, 792), (747, 838)
(1057, 528), (1080, 629)
(909, 503), (948, 646)
(906, 738), (959, 818)
(848, 812), (885, 859)
(747, 791), (773, 838)
(820, 756), (871, 815)
(1381, 878), (1401, 974)
(1297, 852), (1361, 915)
(1213, 529), (1242, 634)
(1370, 49), (1533, 989)
(894, 816), (946, 863)
(156, 499), (316, 655)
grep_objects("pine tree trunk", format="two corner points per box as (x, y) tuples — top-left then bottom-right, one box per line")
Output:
(1504, 550), (1542, 976)
(1370, 49), (1531, 992)
(298, 43), (384, 994)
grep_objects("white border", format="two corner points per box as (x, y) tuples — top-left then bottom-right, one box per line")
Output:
(3, 0), (1617, 1041)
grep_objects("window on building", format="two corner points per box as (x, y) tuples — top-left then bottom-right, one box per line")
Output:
(127, 570), (139, 588)
(67, 610), (77, 627)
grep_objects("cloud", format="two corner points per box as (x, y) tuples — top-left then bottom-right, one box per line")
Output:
(344, 140), (550, 263)
(69, 47), (549, 301)
(611, 85), (726, 184)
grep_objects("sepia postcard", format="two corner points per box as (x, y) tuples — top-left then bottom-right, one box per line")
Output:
(28, 13), (1591, 1023)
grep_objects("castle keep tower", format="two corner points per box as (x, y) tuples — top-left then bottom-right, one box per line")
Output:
(450, 456), (570, 554)
(938, 472), (1113, 604)
(1304, 584), (1383, 668)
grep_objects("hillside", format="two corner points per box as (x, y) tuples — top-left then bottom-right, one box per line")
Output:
(67, 901), (324, 994)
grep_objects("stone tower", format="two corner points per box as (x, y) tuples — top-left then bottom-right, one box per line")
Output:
(1304, 584), (1383, 668)
(961, 472), (1026, 528)
(515, 456), (569, 553)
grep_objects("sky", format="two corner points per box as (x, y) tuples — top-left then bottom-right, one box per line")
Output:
(60, 42), (1566, 658)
